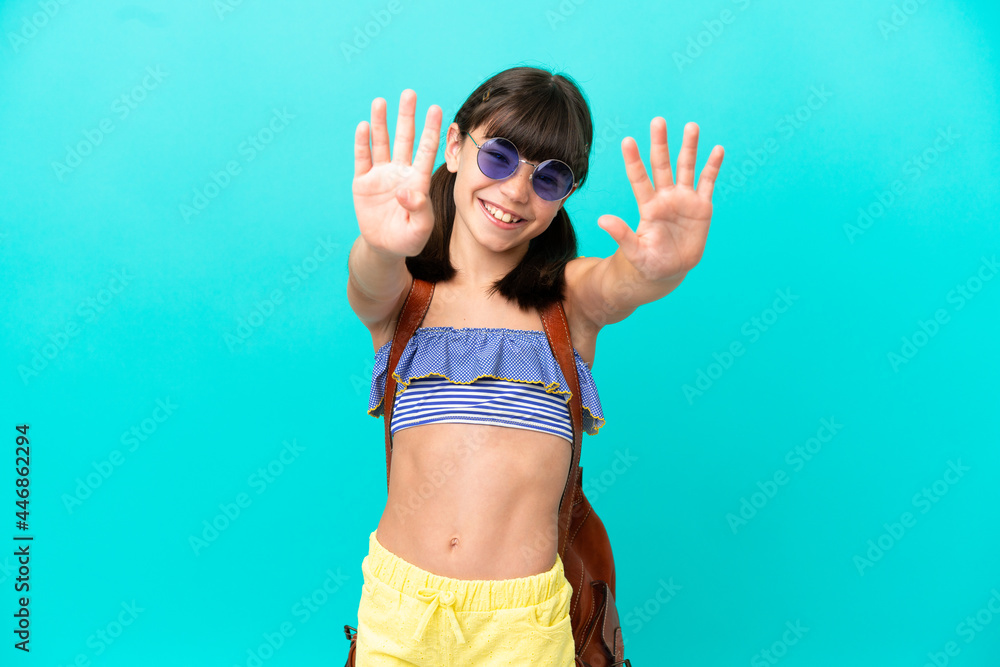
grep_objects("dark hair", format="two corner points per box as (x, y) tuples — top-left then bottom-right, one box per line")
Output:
(405, 66), (594, 313)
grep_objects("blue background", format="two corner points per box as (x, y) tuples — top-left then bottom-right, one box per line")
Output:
(1, 0), (998, 665)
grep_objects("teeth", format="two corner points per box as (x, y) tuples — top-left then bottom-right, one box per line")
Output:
(483, 201), (521, 223)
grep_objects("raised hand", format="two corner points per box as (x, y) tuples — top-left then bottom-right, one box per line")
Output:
(353, 89), (442, 259)
(597, 119), (724, 282)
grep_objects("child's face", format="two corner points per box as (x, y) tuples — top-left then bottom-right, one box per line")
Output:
(444, 122), (571, 253)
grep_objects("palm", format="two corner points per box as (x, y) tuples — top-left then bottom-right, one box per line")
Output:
(598, 119), (724, 282)
(353, 161), (430, 256)
(353, 90), (442, 259)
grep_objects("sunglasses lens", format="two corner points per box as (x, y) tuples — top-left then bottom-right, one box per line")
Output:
(474, 136), (575, 201)
(533, 160), (575, 201)
(477, 138), (519, 180)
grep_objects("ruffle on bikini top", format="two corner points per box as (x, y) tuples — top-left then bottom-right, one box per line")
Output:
(367, 326), (606, 435)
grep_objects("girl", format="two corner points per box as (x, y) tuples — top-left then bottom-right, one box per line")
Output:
(348, 66), (723, 665)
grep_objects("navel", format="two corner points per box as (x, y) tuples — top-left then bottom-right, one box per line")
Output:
(449, 536), (460, 548)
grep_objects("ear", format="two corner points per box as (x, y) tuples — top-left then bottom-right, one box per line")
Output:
(560, 183), (580, 207)
(444, 123), (463, 174)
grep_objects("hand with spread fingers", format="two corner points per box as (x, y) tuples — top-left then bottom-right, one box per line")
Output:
(353, 89), (442, 259)
(597, 119), (724, 282)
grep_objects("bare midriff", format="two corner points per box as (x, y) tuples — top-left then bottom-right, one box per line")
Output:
(375, 419), (573, 581)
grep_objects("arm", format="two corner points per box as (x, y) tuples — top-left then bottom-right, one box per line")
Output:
(568, 118), (724, 331)
(347, 90), (441, 331)
(566, 251), (687, 330)
(346, 235), (411, 330)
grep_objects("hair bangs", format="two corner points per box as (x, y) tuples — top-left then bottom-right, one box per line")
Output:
(479, 95), (586, 181)
(459, 68), (592, 185)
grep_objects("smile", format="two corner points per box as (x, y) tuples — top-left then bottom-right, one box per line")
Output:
(479, 198), (524, 224)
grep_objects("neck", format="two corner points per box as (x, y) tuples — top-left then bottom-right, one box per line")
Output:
(447, 215), (529, 291)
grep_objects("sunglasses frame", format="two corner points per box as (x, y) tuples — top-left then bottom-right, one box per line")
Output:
(465, 132), (579, 202)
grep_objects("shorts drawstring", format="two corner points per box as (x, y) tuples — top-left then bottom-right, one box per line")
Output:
(412, 587), (467, 644)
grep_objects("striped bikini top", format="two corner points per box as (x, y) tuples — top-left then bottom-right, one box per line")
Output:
(367, 326), (606, 444)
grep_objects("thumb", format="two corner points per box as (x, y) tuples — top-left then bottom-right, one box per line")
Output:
(598, 214), (640, 257)
(396, 187), (428, 212)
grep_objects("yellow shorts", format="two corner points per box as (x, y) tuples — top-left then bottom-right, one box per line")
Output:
(355, 529), (575, 666)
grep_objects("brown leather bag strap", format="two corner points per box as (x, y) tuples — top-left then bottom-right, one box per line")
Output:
(539, 298), (584, 558)
(383, 277), (434, 489)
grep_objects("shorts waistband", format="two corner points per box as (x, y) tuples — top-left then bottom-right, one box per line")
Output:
(365, 529), (566, 612)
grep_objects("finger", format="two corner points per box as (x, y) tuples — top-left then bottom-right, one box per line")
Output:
(370, 97), (390, 163)
(392, 89), (417, 165)
(597, 214), (642, 259)
(412, 104), (443, 178)
(675, 122), (699, 188)
(621, 137), (655, 207)
(696, 145), (725, 201)
(649, 117), (674, 190)
(354, 120), (372, 178)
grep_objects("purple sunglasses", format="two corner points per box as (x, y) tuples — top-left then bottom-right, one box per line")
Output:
(466, 132), (578, 201)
